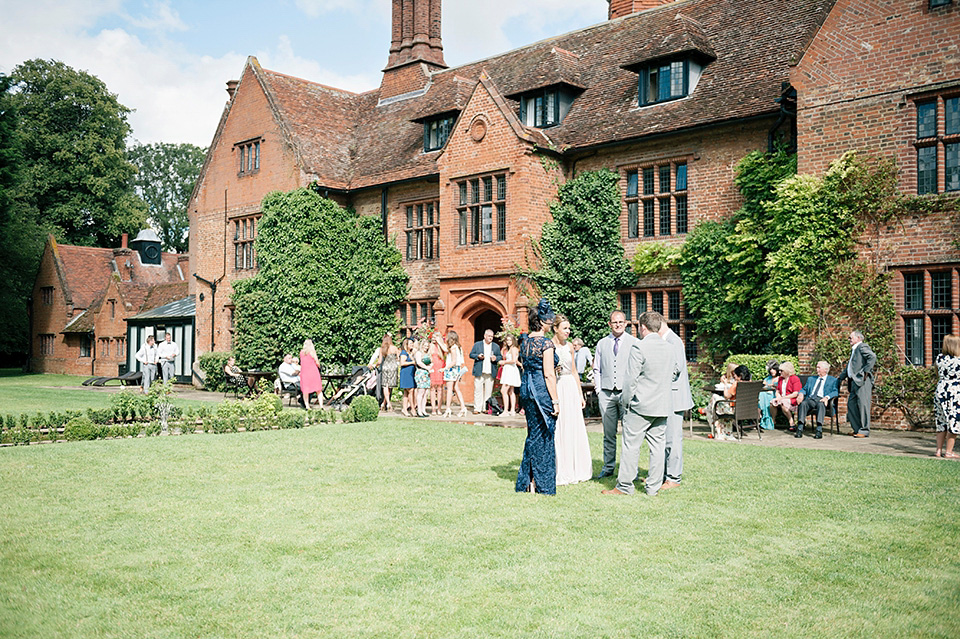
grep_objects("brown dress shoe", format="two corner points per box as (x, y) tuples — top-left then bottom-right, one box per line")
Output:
(853, 433), (868, 438)
(660, 481), (681, 490)
(601, 488), (628, 496)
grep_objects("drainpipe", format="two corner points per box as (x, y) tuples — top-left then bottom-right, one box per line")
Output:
(194, 273), (224, 353)
(381, 187), (389, 243)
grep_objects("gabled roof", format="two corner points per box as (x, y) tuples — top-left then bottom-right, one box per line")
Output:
(248, 0), (834, 190)
(51, 240), (115, 309)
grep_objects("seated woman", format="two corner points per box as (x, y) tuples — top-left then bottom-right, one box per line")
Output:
(707, 363), (738, 437)
(769, 360), (802, 431)
(223, 356), (244, 391)
(714, 365), (751, 441)
(758, 360), (780, 430)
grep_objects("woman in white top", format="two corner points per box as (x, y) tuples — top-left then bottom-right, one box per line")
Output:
(551, 315), (592, 485)
(443, 330), (467, 417)
(498, 333), (521, 416)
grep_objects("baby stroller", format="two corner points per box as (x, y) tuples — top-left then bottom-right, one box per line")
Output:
(329, 366), (377, 409)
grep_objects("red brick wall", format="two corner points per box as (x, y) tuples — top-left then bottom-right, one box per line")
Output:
(792, 0), (960, 183)
(189, 63), (305, 354)
(30, 246), (84, 374)
(572, 118), (773, 268)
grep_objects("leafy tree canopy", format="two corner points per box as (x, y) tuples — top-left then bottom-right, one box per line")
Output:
(527, 168), (635, 347)
(128, 141), (207, 253)
(231, 188), (409, 369)
(9, 59), (146, 247)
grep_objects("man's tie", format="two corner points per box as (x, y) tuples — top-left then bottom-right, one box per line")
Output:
(613, 337), (619, 356)
(813, 376), (824, 398)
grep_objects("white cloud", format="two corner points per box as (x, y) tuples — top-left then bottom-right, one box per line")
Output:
(0, 0), (604, 146)
(122, 0), (188, 32)
(443, 0), (604, 66)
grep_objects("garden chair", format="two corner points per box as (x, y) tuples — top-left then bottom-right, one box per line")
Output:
(224, 371), (244, 398)
(712, 380), (763, 440)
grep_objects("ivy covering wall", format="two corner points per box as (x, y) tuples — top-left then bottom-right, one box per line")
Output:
(231, 188), (408, 370)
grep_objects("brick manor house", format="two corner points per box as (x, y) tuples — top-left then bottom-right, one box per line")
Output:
(188, 0), (959, 391)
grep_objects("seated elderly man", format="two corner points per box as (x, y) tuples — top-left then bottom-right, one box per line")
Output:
(278, 353), (306, 409)
(795, 360), (839, 439)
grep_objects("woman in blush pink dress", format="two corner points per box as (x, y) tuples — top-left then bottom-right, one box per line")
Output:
(299, 339), (323, 408)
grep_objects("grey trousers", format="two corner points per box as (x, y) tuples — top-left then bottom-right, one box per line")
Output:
(142, 363), (157, 393)
(161, 361), (175, 383)
(616, 410), (666, 496)
(663, 411), (683, 484)
(597, 388), (624, 475)
(847, 381), (872, 434)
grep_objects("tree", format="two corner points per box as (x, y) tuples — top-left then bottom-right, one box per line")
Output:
(0, 73), (48, 361)
(231, 188), (409, 369)
(9, 59), (146, 247)
(528, 169), (635, 347)
(128, 142), (207, 253)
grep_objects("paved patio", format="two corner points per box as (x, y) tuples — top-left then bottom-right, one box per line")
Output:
(80, 384), (943, 460)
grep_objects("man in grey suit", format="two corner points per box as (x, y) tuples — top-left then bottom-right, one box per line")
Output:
(603, 312), (678, 497)
(836, 330), (877, 437)
(656, 313), (693, 489)
(592, 310), (640, 478)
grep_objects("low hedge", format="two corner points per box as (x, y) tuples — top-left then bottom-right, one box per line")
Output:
(724, 354), (801, 381)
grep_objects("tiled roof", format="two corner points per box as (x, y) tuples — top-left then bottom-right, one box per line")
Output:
(256, 0), (834, 190)
(54, 243), (115, 309)
(138, 282), (190, 315)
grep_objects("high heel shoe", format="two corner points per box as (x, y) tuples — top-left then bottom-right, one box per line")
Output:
(443, 409), (452, 417)
(457, 408), (467, 417)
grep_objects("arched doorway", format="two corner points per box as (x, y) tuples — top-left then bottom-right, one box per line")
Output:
(472, 309), (502, 346)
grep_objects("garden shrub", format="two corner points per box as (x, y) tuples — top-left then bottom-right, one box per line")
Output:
(10, 427), (32, 445)
(340, 407), (356, 423)
(278, 412), (305, 430)
(875, 365), (937, 429)
(63, 417), (98, 441)
(350, 395), (379, 423)
(197, 351), (233, 392)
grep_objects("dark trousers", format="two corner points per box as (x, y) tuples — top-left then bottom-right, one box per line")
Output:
(797, 396), (827, 433)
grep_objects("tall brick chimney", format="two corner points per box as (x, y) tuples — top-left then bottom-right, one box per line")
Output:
(381, 0), (446, 100)
(608, 0), (676, 19)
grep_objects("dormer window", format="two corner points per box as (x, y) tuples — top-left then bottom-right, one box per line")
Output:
(638, 59), (703, 106)
(423, 115), (455, 152)
(518, 87), (577, 128)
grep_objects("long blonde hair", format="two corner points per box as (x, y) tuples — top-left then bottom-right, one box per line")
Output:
(302, 339), (318, 362)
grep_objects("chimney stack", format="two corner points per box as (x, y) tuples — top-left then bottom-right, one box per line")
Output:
(385, 0), (446, 69)
(121, 233), (128, 249)
(608, 0), (675, 19)
(226, 80), (239, 99)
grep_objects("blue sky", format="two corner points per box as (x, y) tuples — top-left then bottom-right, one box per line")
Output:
(0, 0), (607, 146)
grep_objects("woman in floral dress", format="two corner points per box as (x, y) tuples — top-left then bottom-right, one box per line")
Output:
(935, 334), (960, 459)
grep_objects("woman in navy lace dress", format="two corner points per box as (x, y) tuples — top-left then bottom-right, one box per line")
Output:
(516, 300), (560, 495)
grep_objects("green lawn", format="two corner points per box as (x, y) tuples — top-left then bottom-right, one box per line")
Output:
(1, 418), (959, 638)
(0, 368), (218, 415)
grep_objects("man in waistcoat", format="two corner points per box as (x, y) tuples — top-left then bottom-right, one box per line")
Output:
(602, 312), (679, 497)
(592, 310), (640, 478)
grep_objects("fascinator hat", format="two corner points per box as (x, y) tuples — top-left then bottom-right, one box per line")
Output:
(536, 299), (555, 324)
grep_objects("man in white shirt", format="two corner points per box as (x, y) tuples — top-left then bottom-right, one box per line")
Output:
(573, 338), (593, 377)
(156, 333), (179, 383)
(135, 335), (158, 393)
(278, 353), (305, 408)
(469, 329), (501, 414)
